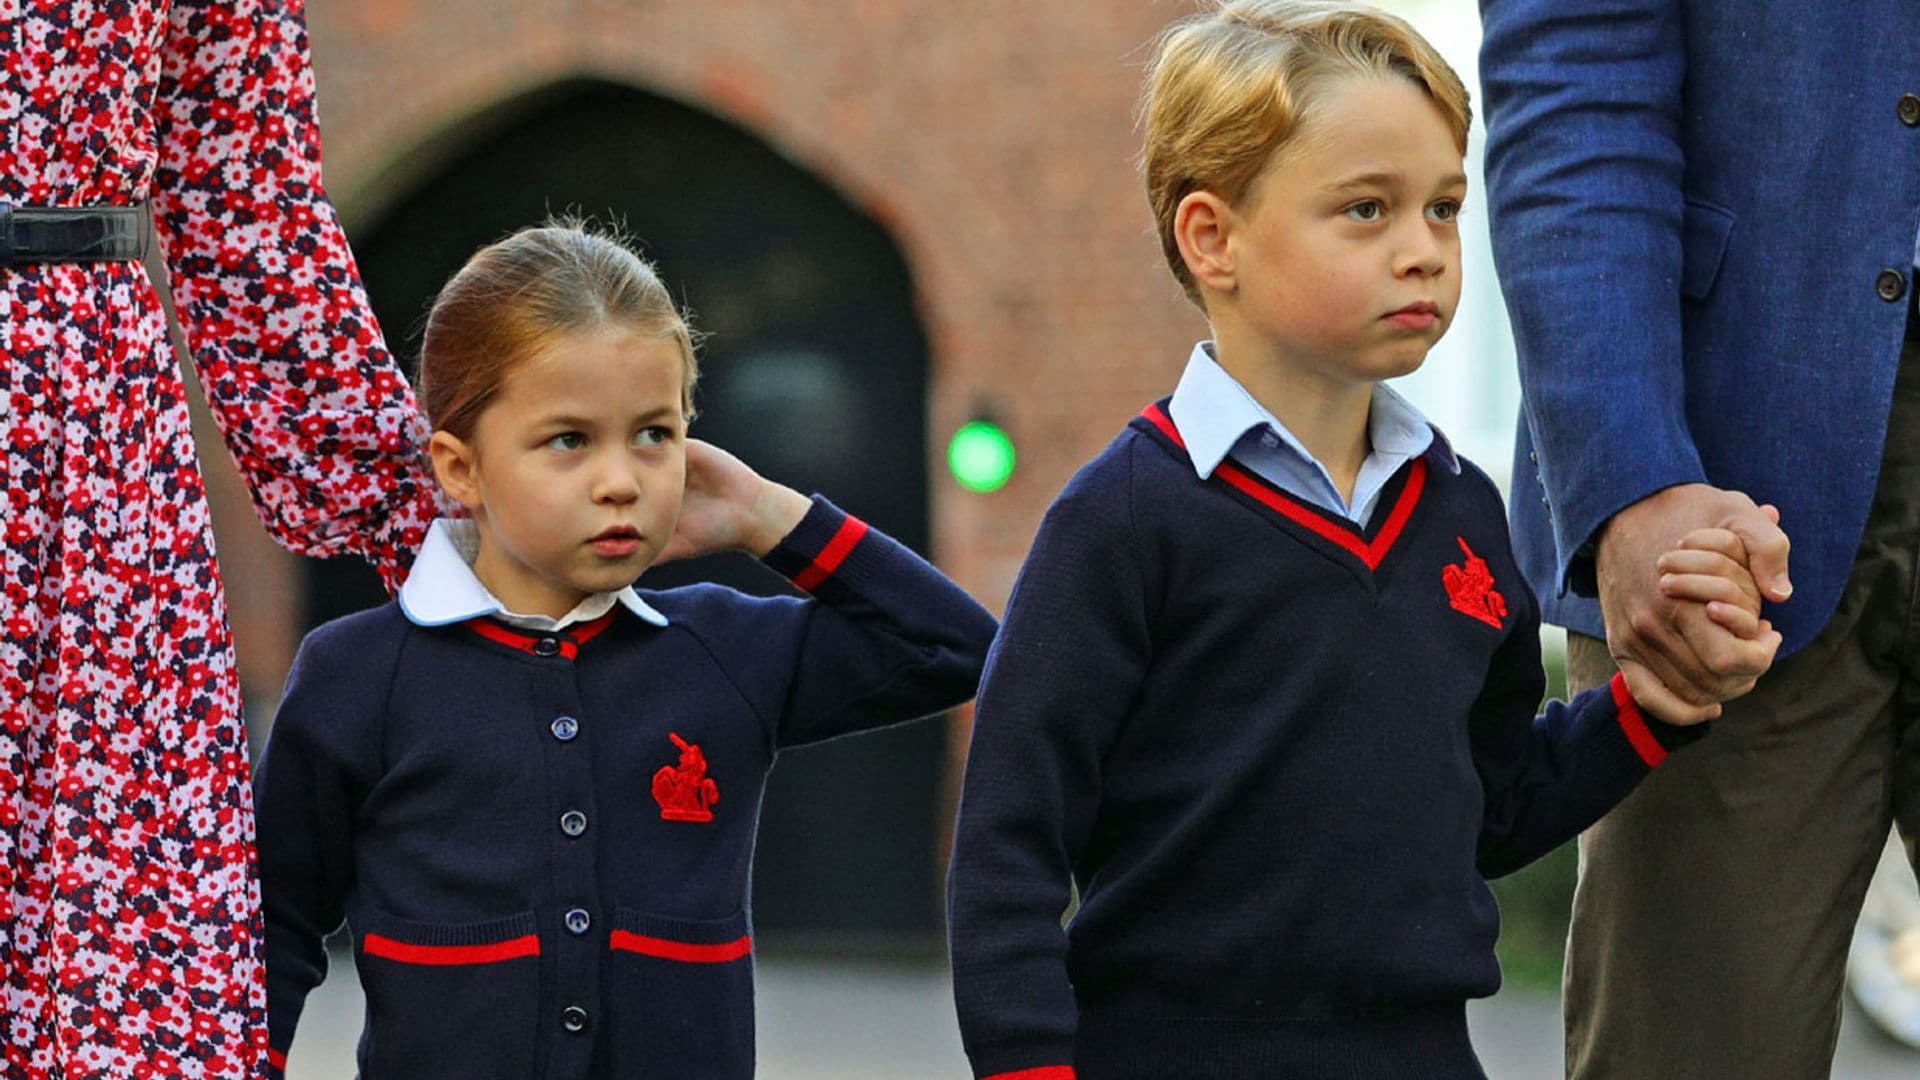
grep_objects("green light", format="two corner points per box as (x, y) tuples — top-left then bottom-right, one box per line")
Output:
(948, 420), (1017, 493)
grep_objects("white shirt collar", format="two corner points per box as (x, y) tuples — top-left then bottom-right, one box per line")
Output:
(1165, 341), (1457, 480)
(398, 519), (668, 630)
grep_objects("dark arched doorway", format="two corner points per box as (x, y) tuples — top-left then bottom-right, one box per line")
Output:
(310, 79), (943, 944)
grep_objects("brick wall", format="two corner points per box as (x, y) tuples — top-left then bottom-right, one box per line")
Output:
(199, 0), (1213, 715)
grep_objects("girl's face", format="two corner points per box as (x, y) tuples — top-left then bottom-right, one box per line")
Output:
(431, 324), (689, 619)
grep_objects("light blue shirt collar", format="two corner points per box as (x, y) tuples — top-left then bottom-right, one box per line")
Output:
(1166, 342), (1458, 521)
(398, 518), (669, 630)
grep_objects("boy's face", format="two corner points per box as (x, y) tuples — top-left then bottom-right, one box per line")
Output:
(1221, 74), (1466, 386)
(436, 324), (689, 619)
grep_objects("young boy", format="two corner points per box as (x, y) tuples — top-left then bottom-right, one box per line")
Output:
(945, 4), (1782, 1077)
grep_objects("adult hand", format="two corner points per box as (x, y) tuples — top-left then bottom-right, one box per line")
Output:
(1596, 484), (1791, 723)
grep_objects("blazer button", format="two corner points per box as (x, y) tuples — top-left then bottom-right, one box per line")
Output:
(1878, 268), (1908, 303)
(559, 810), (588, 837)
(533, 636), (562, 657)
(561, 1005), (590, 1034)
(551, 715), (579, 742)
(1901, 93), (1920, 126)
(565, 908), (592, 935)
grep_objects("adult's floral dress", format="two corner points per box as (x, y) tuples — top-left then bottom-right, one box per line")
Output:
(1, 1), (437, 1075)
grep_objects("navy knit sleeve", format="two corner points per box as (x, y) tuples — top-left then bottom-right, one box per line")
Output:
(949, 452), (1150, 1078)
(1470, 570), (1704, 878)
(757, 494), (998, 748)
(254, 610), (399, 1071)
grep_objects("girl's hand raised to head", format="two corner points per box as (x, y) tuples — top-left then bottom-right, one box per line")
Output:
(655, 439), (812, 564)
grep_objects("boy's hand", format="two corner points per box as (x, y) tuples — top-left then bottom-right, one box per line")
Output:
(655, 439), (811, 564)
(1658, 527), (1770, 638)
(1596, 488), (1789, 720)
(1627, 523), (1784, 726)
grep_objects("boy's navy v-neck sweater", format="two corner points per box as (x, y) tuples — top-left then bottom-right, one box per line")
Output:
(254, 498), (996, 1080)
(948, 404), (1701, 1080)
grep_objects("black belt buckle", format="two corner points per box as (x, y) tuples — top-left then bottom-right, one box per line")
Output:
(1, 204), (147, 266)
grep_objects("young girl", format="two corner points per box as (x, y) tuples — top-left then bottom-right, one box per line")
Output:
(254, 222), (997, 1079)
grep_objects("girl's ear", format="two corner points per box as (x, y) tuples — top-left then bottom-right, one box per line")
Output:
(1174, 189), (1240, 298)
(429, 430), (484, 513)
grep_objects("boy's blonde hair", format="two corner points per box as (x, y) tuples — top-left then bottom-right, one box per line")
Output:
(1141, 0), (1471, 305)
(420, 217), (699, 440)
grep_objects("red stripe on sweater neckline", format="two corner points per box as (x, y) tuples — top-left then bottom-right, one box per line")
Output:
(1140, 402), (1427, 571)
(466, 610), (619, 659)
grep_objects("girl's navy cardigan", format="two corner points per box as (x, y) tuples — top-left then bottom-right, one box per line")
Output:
(256, 497), (996, 1079)
(948, 405), (1701, 1080)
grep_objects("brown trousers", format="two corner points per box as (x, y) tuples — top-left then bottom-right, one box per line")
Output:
(1563, 318), (1920, 1079)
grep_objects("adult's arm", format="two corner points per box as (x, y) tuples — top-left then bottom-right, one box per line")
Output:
(153, 0), (440, 591)
(1479, 0), (1787, 708)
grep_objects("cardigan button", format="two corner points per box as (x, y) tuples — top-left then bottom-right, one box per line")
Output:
(551, 716), (579, 742)
(1901, 93), (1920, 126)
(533, 636), (562, 657)
(565, 908), (592, 935)
(559, 810), (588, 837)
(1877, 268), (1908, 303)
(561, 1005), (589, 1034)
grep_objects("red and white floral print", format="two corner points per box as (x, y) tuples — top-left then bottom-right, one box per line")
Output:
(1, 1), (437, 1075)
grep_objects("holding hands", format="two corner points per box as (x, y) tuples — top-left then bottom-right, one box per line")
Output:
(1602, 485), (1792, 725)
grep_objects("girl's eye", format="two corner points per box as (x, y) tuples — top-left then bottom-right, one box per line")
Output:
(1428, 199), (1462, 223)
(547, 432), (586, 451)
(633, 426), (672, 448)
(1344, 200), (1384, 223)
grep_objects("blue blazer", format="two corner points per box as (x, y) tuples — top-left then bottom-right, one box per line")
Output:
(1480, 0), (1920, 654)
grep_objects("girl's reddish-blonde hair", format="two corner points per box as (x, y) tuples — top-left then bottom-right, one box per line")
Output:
(420, 219), (698, 440)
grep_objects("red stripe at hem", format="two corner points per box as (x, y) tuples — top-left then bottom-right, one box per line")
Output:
(982, 1068), (1077, 1080)
(610, 930), (753, 963)
(267, 1048), (288, 1071)
(1610, 671), (1668, 767)
(791, 516), (869, 592)
(361, 932), (541, 966)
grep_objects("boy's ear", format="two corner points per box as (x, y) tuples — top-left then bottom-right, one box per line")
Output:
(1174, 190), (1238, 296)
(429, 430), (484, 513)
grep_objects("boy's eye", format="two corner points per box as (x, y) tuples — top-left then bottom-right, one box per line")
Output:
(1428, 199), (1463, 223)
(633, 426), (672, 448)
(546, 432), (587, 451)
(1343, 200), (1384, 222)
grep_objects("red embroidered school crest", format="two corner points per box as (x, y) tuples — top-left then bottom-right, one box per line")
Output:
(1443, 537), (1509, 629)
(652, 732), (721, 822)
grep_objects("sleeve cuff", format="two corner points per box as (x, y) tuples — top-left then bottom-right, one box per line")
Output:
(982, 1068), (1077, 1080)
(761, 495), (870, 593)
(266, 1045), (288, 1077)
(1609, 671), (1708, 767)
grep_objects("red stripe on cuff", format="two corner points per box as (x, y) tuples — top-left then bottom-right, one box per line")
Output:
(267, 1047), (288, 1070)
(1611, 671), (1668, 767)
(610, 930), (753, 963)
(791, 517), (869, 592)
(982, 1068), (1077, 1080)
(361, 932), (541, 966)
